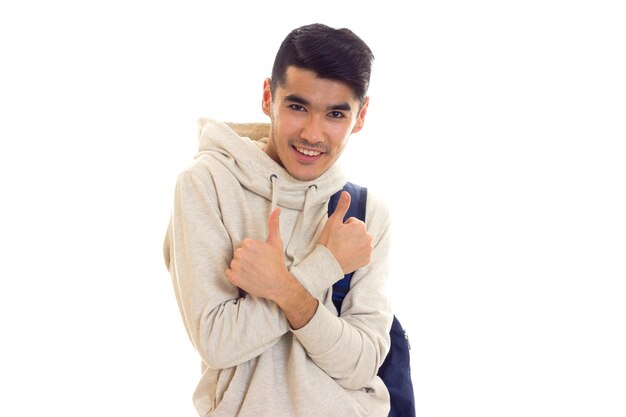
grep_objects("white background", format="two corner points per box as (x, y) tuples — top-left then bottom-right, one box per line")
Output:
(1, 1), (625, 416)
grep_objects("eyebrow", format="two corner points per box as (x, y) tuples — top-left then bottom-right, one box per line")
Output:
(284, 94), (353, 112)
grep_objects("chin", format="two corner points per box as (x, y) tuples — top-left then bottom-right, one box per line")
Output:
(289, 171), (319, 182)
(285, 165), (321, 182)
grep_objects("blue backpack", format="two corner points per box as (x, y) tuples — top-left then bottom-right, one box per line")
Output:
(329, 182), (416, 417)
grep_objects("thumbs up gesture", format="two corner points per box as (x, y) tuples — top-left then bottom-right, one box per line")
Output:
(318, 192), (373, 274)
(225, 208), (289, 299)
(265, 207), (283, 252)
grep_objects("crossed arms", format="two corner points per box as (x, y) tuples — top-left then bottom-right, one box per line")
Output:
(165, 171), (392, 389)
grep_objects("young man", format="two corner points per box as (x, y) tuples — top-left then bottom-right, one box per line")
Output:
(164, 23), (393, 416)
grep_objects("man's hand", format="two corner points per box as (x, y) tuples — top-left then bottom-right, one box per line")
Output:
(318, 191), (373, 274)
(225, 208), (318, 329)
(225, 208), (289, 300)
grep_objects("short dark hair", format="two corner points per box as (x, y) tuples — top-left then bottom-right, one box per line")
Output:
(270, 23), (374, 103)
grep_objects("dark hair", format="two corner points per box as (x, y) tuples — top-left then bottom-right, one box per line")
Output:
(270, 23), (374, 103)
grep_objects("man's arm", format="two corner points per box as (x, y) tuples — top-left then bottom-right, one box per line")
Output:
(225, 207), (319, 329)
(165, 171), (290, 369)
(225, 192), (373, 330)
(291, 193), (393, 390)
(226, 192), (393, 390)
(289, 191), (375, 301)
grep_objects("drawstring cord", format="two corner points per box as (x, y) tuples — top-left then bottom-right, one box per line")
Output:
(285, 184), (317, 264)
(269, 174), (279, 210)
(268, 174), (317, 265)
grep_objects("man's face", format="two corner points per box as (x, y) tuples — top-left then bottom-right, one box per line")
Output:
(262, 66), (369, 181)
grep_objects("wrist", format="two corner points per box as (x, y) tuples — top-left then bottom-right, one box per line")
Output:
(274, 275), (318, 330)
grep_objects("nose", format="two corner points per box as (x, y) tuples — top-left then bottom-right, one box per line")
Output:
(300, 114), (323, 144)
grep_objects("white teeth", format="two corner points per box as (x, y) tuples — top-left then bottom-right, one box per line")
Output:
(296, 147), (321, 156)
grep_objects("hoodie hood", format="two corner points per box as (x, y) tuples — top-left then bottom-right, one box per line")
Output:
(195, 118), (347, 211)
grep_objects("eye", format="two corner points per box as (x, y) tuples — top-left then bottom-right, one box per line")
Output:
(328, 111), (345, 119)
(289, 104), (306, 112)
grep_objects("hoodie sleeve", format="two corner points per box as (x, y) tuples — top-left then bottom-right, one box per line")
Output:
(289, 243), (345, 299)
(291, 194), (394, 390)
(164, 170), (290, 369)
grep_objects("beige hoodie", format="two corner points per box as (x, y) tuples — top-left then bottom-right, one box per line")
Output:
(164, 119), (392, 417)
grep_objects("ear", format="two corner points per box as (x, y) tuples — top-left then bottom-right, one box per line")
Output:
(262, 78), (272, 117)
(351, 96), (369, 134)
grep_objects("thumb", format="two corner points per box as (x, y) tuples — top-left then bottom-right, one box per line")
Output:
(266, 207), (283, 249)
(329, 191), (351, 224)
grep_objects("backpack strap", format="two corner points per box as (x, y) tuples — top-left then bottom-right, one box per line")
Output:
(328, 182), (367, 313)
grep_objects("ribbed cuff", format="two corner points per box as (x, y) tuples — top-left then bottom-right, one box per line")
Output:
(290, 244), (344, 298)
(292, 302), (344, 356)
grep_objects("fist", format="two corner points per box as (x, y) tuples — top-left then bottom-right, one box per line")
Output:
(319, 192), (373, 274)
(225, 208), (289, 300)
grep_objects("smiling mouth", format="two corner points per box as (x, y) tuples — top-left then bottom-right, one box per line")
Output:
(294, 146), (322, 157)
